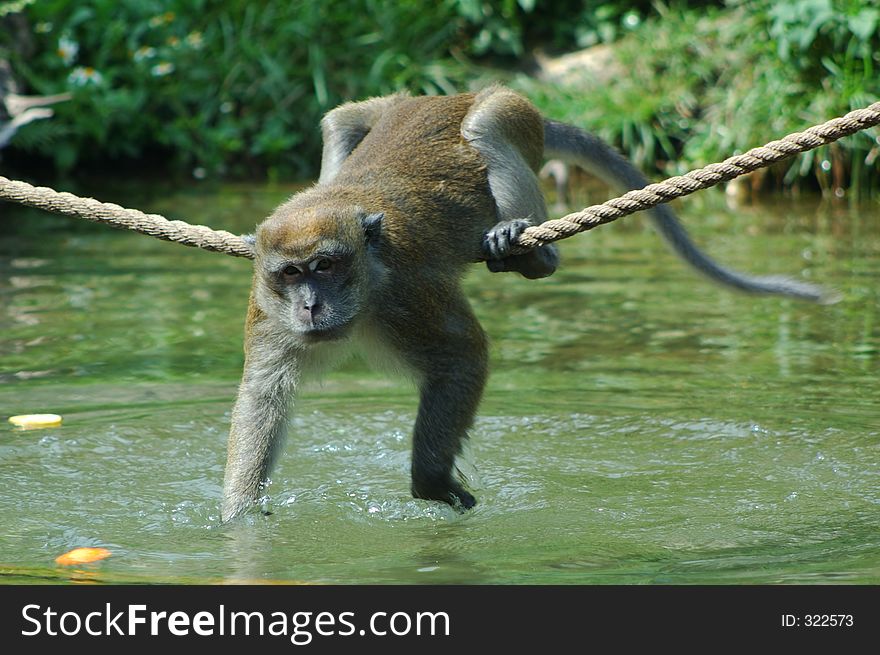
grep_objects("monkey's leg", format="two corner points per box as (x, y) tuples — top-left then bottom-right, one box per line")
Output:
(222, 318), (298, 521)
(407, 306), (488, 509)
(462, 87), (559, 279)
(319, 93), (409, 184)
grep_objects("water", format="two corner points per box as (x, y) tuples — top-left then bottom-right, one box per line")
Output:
(1, 181), (878, 584)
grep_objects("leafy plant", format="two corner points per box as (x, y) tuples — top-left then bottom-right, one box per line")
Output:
(2, 0), (478, 177)
(519, 0), (880, 195)
(2, 0), (877, 193)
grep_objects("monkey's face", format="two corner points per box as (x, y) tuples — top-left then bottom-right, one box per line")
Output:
(253, 206), (384, 344)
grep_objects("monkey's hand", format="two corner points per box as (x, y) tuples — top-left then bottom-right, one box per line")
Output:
(482, 218), (559, 279)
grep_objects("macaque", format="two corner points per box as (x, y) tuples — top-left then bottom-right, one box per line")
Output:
(221, 86), (830, 521)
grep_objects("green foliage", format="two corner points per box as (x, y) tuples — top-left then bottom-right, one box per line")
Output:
(453, 0), (529, 56)
(2, 0), (877, 192)
(2, 0), (481, 177)
(1, 0), (668, 178)
(769, 0), (878, 62)
(697, 0), (880, 194)
(0, 0), (35, 17)
(519, 0), (880, 195)
(517, 5), (732, 170)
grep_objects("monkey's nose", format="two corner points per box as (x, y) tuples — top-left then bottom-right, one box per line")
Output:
(303, 301), (322, 318)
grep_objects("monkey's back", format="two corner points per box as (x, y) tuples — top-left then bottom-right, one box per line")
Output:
(333, 94), (498, 269)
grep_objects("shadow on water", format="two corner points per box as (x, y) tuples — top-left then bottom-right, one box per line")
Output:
(1, 182), (878, 583)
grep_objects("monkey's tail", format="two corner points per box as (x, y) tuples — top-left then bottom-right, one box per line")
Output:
(543, 119), (839, 304)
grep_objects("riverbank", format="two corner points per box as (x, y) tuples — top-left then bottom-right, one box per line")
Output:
(2, 2), (877, 195)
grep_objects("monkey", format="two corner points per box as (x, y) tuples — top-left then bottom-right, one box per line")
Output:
(221, 85), (832, 521)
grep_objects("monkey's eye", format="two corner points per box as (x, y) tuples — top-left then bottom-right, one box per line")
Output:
(309, 257), (333, 273)
(281, 264), (302, 279)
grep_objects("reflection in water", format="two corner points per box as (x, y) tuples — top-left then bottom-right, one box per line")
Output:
(1, 186), (878, 583)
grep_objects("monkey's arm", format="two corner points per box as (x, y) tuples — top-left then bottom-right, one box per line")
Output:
(543, 119), (837, 303)
(395, 292), (488, 509)
(222, 304), (298, 521)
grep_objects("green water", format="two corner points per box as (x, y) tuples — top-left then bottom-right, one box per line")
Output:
(1, 182), (878, 584)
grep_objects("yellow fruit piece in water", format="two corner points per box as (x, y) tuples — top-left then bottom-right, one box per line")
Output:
(55, 547), (112, 566)
(8, 414), (63, 429)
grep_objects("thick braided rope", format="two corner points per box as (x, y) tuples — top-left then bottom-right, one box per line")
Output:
(511, 101), (880, 254)
(2, 102), (879, 258)
(0, 177), (256, 258)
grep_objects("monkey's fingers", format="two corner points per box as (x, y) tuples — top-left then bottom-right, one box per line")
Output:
(482, 218), (532, 260)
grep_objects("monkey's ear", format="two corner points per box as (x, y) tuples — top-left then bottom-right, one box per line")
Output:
(360, 212), (384, 247)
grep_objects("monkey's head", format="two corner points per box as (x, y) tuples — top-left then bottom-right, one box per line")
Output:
(253, 205), (385, 344)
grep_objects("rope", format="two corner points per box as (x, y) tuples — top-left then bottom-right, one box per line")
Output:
(0, 177), (256, 258)
(2, 101), (879, 259)
(511, 101), (880, 254)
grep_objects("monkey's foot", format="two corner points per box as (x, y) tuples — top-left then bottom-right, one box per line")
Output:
(412, 476), (476, 511)
(483, 219), (559, 279)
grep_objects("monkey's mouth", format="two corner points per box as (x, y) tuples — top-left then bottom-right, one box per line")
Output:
(301, 325), (349, 342)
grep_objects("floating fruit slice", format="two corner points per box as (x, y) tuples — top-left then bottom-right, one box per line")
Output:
(55, 547), (112, 566)
(8, 414), (63, 429)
